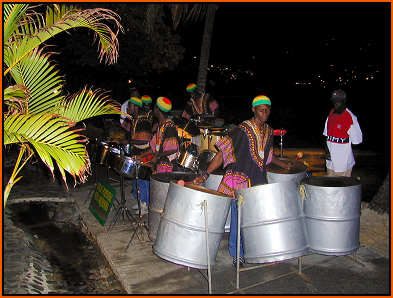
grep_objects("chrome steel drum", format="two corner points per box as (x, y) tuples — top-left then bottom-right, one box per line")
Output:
(153, 183), (231, 269)
(302, 176), (361, 256)
(199, 129), (210, 152)
(236, 182), (309, 263)
(149, 172), (198, 241)
(197, 150), (216, 171)
(178, 151), (199, 172)
(107, 147), (121, 169)
(204, 173), (231, 233)
(109, 151), (152, 180)
(96, 141), (110, 165)
(267, 157), (307, 187)
(208, 131), (227, 152)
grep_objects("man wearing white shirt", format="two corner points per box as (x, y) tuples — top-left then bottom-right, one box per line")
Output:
(323, 89), (363, 177)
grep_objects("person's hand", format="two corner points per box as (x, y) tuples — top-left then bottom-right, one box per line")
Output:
(285, 161), (294, 170)
(150, 153), (158, 165)
(193, 175), (207, 185)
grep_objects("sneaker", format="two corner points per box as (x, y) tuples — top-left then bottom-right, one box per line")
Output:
(232, 256), (245, 268)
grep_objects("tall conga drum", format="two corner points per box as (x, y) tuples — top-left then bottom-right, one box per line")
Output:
(301, 176), (361, 255)
(153, 183), (231, 269)
(236, 181), (309, 263)
(149, 172), (198, 241)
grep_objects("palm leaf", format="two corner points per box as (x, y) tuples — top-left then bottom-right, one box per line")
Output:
(4, 113), (90, 187)
(60, 87), (122, 123)
(6, 47), (65, 114)
(4, 5), (123, 76)
(3, 4), (30, 44)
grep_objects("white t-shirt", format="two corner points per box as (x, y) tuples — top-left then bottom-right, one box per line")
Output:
(323, 108), (363, 172)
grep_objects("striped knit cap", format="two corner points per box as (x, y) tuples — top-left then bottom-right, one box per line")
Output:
(156, 97), (172, 112)
(252, 95), (271, 107)
(186, 83), (197, 93)
(129, 96), (143, 107)
(141, 95), (152, 104)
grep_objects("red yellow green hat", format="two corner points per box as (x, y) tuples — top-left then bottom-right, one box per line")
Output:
(129, 96), (143, 107)
(252, 95), (271, 107)
(156, 97), (172, 112)
(141, 95), (152, 104)
(186, 83), (197, 93)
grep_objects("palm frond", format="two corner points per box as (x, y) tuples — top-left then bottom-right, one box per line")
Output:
(4, 6), (123, 76)
(6, 47), (65, 114)
(60, 87), (122, 123)
(145, 5), (162, 35)
(4, 113), (90, 187)
(3, 4), (30, 44)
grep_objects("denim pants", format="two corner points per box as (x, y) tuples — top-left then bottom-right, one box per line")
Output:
(228, 199), (244, 258)
(131, 179), (150, 206)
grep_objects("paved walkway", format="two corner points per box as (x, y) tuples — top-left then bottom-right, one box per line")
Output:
(71, 176), (390, 295)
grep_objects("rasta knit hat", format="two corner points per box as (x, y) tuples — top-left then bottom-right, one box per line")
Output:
(141, 95), (152, 104)
(129, 96), (143, 107)
(186, 83), (197, 93)
(252, 95), (271, 107)
(156, 97), (172, 112)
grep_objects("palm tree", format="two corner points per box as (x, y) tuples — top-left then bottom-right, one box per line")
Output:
(3, 4), (127, 205)
(145, 4), (218, 95)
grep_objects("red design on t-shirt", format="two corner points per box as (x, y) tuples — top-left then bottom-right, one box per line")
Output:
(327, 109), (353, 139)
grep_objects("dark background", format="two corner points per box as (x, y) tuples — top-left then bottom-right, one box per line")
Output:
(53, 2), (390, 157)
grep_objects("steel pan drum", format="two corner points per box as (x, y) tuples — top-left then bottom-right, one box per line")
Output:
(267, 157), (307, 187)
(208, 131), (227, 153)
(149, 172), (198, 241)
(96, 141), (110, 165)
(302, 176), (361, 255)
(236, 182), (309, 263)
(178, 151), (199, 172)
(109, 151), (152, 180)
(204, 173), (231, 233)
(153, 183), (231, 269)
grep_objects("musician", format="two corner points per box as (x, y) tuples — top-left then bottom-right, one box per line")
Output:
(194, 95), (292, 268)
(120, 97), (143, 133)
(181, 83), (219, 120)
(141, 95), (153, 121)
(137, 97), (180, 173)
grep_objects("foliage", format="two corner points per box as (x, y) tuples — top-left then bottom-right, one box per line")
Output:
(3, 4), (126, 205)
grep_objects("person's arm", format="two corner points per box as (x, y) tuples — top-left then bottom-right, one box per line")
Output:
(271, 155), (292, 170)
(193, 151), (223, 185)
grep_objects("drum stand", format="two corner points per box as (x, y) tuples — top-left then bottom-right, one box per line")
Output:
(125, 162), (150, 250)
(107, 173), (136, 231)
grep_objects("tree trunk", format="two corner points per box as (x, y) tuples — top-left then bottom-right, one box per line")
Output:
(369, 173), (389, 214)
(196, 5), (217, 95)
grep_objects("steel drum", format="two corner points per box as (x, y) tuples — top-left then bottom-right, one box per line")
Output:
(153, 183), (231, 269)
(109, 150), (152, 180)
(107, 147), (121, 169)
(199, 128), (210, 152)
(204, 173), (231, 233)
(149, 172), (198, 241)
(301, 176), (361, 256)
(178, 151), (199, 172)
(96, 141), (110, 165)
(207, 130), (227, 153)
(266, 157), (307, 187)
(236, 181), (309, 263)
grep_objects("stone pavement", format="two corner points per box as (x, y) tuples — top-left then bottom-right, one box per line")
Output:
(71, 175), (390, 295)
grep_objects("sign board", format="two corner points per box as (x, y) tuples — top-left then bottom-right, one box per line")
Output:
(89, 180), (116, 226)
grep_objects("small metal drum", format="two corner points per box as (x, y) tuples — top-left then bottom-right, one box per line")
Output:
(107, 147), (121, 169)
(301, 176), (361, 256)
(236, 182), (309, 263)
(197, 150), (216, 171)
(96, 141), (110, 165)
(199, 128), (210, 152)
(204, 173), (231, 233)
(178, 151), (199, 172)
(207, 130), (227, 153)
(149, 172), (198, 241)
(153, 183), (231, 269)
(266, 157), (307, 187)
(109, 152), (152, 180)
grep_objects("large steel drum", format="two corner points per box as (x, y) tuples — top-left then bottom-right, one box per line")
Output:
(148, 172), (198, 241)
(236, 181), (309, 263)
(266, 157), (307, 187)
(204, 173), (231, 233)
(153, 183), (231, 269)
(301, 176), (361, 256)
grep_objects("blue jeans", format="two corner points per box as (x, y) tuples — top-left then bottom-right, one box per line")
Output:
(229, 199), (244, 258)
(131, 179), (150, 206)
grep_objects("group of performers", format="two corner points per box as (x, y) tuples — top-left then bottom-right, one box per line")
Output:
(115, 84), (293, 267)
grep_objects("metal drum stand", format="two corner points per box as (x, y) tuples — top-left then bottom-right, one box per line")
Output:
(125, 161), (150, 250)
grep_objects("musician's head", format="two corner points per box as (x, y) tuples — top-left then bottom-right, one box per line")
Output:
(141, 95), (152, 111)
(129, 97), (142, 114)
(154, 97), (172, 119)
(330, 89), (347, 114)
(252, 95), (271, 123)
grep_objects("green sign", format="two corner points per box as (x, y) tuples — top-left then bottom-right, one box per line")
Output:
(89, 180), (116, 226)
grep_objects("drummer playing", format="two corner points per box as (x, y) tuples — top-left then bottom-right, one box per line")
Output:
(193, 95), (293, 268)
(181, 83), (219, 120)
(136, 97), (180, 173)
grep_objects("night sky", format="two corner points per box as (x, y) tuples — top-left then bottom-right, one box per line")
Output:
(54, 3), (389, 155)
